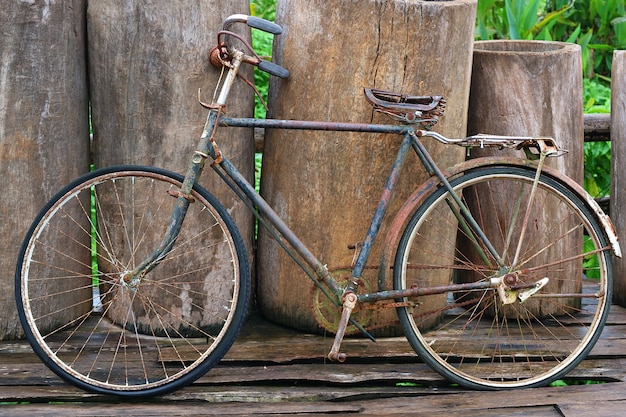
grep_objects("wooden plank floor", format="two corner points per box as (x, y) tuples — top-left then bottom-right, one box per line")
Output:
(2, 306), (626, 416)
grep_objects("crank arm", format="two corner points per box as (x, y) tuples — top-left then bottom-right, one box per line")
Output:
(328, 293), (357, 362)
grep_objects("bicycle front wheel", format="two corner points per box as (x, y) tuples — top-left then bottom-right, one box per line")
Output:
(394, 165), (612, 389)
(16, 166), (250, 397)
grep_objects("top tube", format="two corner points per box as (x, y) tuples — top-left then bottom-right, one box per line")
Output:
(218, 116), (412, 134)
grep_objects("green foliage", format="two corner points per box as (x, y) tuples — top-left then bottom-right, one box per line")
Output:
(250, 0), (277, 193)
(476, 0), (626, 80)
(550, 378), (606, 386)
(255, 152), (263, 193)
(585, 140), (611, 197)
(583, 77), (611, 113)
(582, 77), (611, 199)
(476, 0), (619, 199)
(250, 0), (277, 119)
(250, 0), (276, 21)
(582, 78), (611, 199)
(476, 0), (573, 41)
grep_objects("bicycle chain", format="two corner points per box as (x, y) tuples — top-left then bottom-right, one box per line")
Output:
(310, 268), (375, 335)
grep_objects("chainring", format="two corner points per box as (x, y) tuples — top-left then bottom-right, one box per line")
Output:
(311, 270), (374, 336)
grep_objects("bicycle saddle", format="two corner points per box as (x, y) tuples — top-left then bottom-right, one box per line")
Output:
(364, 88), (446, 128)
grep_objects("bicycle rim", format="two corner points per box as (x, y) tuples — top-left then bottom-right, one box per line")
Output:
(16, 166), (250, 396)
(394, 165), (612, 389)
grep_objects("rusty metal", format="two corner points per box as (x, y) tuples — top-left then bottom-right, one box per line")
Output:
(208, 45), (225, 69)
(219, 116), (409, 134)
(530, 292), (605, 298)
(311, 269), (374, 335)
(362, 300), (418, 309)
(418, 130), (567, 157)
(503, 273), (518, 285)
(364, 88), (446, 128)
(357, 280), (496, 305)
(166, 189), (195, 203)
(517, 277), (549, 303)
(327, 292), (357, 362)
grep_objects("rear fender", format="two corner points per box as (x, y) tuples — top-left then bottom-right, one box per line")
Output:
(377, 156), (621, 292)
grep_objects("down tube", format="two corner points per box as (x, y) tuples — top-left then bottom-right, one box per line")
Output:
(214, 156), (343, 295)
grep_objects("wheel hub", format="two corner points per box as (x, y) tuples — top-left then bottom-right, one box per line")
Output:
(120, 272), (141, 291)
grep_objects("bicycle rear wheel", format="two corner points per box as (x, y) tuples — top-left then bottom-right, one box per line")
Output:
(394, 165), (612, 389)
(16, 166), (250, 397)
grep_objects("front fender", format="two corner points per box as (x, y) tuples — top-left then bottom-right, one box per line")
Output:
(377, 156), (621, 292)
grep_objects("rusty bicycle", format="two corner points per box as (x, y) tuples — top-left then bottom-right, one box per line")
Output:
(15, 14), (621, 397)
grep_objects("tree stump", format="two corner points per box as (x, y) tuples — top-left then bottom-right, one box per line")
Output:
(87, 1), (256, 328)
(468, 41), (584, 182)
(611, 50), (626, 306)
(0, 1), (89, 340)
(465, 41), (584, 317)
(257, 0), (477, 335)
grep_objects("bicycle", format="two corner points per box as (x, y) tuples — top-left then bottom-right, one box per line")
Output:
(15, 14), (622, 397)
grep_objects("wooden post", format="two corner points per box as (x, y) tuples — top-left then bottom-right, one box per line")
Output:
(0, 1), (89, 340)
(465, 41), (585, 317)
(611, 51), (626, 306)
(468, 41), (584, 181)
(87, 1), (256, 328)
(257, 0), (477, 335)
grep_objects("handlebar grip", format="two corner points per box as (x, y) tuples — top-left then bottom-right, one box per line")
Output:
(247, 16), (283, 35)
(258, 60), (290, 79)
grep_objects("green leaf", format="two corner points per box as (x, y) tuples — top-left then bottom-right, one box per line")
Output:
(529, 4), (572, 36)
(565, 24), (581, 43)
(612, 16), (626, 48)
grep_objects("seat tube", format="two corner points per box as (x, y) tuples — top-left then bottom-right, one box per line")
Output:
(351, 131), (413, 280)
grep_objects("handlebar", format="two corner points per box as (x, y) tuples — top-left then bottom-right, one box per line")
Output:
(216, 14), (290, 79)
(223, 14), (283, 35)
(258, 60), (290, 79)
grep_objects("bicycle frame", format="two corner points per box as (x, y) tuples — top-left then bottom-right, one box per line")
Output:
(213, 116), (506, 297)
(122, 44), (619, 362)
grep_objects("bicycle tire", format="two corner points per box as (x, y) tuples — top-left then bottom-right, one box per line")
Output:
(393, 165), (612, 389)
(15, 165), (250, 397)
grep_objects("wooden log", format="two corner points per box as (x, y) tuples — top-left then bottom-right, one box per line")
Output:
(87, 1), (256, 330)
(464, 41), (585, 317)
(611, 51), (626, 307)
(257, 0), (477, 335)
(0, 1), (89, 339)
(585, 113), (611, 142)
(468, 41), (584, 181)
